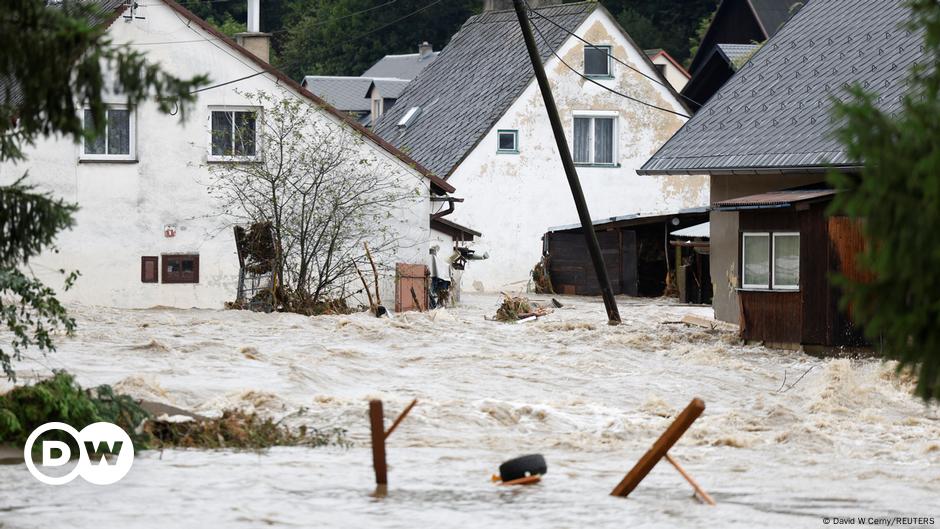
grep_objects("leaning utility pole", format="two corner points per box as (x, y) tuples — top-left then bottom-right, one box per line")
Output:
(511, 0), (621, 324)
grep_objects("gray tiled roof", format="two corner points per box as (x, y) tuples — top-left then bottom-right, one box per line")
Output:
(301, 76), (375, 112)
(370, 78), (410, 99)
(716, 43), (760, 67)
(362, 52), (440, 80)
(641, 0), (924, 174)
(373, 2), (597, 178)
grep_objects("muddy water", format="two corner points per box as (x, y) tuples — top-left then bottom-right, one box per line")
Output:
(0, 294), (938, 528)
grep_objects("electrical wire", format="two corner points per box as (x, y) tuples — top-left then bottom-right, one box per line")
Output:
(523, 0), (704, 111)
(270, 0), (399, 34)
(525, 4), (691, 119)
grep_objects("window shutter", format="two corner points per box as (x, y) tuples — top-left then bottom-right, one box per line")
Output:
(141, 256), (159, 283)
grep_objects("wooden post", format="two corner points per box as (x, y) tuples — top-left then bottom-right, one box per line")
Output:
(363, 243), (382, 306)
(369, 400), (387, 486)
(611, 398), (705, 497)
(354, 262), (376, 312)
(511, 0), (621, 325)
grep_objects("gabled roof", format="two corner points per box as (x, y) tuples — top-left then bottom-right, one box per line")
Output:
(749, 0), (801, 37)
(373, 2), (598, 178)
(366, 78), (410, 99)
(688, 0), (801, 75)
(4, 0), (454, 194)
(161, 0), (453, 193)
(362, 52), (440, 80)
(646, 49), (691, 79)
(641, 0), (923, 175)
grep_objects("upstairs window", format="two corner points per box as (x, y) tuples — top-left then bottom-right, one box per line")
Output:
(584, 45), (611, 77)
(497, 130), (518, 153)
(162, 254), (199, 284)
(741, 232), (800, 290)
(82, 106), (135, 161)
(573, 115), (616, 165)
(209, 108), (258, 161)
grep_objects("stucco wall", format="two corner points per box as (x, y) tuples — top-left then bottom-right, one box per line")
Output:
(709, 173), (829, 323)
(0, 2), (432, 309)
(446, 9), (708, 292)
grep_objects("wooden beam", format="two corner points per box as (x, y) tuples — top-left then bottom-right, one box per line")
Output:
(611, 398), (705, 497)
(665, 453), (716, 505)
(384, 399), (417, 440)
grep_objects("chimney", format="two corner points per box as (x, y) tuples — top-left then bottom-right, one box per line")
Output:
(418, 41), (433, 59)
(483, 0), (560, 10)
(235, 0), (272, 63)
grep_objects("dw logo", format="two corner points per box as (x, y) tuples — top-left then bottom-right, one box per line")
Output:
(23, 422), (134, 485)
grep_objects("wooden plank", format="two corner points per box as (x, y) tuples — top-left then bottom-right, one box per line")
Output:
(664, 453), (716, 505)
(369, 400), (387, 485)
(384, 399), (417, 440)
(611, 398), (705, 497)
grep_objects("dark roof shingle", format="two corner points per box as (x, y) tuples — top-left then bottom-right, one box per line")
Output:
(373, 2), (597, 178)
(641, 0), (924, 175)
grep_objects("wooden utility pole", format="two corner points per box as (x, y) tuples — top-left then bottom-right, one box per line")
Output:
(511, 0), (621, 325)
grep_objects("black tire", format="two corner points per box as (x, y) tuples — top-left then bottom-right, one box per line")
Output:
(499, 454), (547, 482)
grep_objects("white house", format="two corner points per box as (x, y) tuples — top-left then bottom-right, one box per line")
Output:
(375, 0), (709, 292)
(0, 0), (456, 309)
(645, 49), (691, 92)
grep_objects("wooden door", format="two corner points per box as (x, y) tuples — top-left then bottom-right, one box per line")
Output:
(396, 263), (428, 312)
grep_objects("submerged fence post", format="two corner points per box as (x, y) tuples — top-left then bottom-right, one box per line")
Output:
(369, 398), (418, 489)
(611, 398), (706, 498)
(369, 400), (387, 486)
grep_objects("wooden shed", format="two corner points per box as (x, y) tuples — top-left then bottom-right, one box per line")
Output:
(542, 210), (708, 297)
(714, 189), (868, 350)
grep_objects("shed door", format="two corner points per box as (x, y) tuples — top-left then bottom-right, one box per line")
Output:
(620, 230), (638, 296)
(396, 263), (428, 312)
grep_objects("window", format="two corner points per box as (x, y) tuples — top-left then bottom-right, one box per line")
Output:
(573, 115), (616, 165)
(371, 97), (384, 119)
(742, 233), (770, 289)
(82, 106), (135, 160)
(209, 108), (258, 160)
(741, 232), (800, 290)
(141, 256), (159, 283)
(497, 130), (518, 153)
(162, 254), (199, 284)
(584, 45), (611, 77)
(773, 233), (800, 289)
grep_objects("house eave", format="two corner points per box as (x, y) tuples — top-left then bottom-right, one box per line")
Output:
(636, 164), (862, 176)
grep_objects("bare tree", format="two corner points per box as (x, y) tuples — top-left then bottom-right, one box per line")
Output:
(209, 90), (422, 310)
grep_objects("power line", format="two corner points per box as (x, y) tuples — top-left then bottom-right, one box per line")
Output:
(190, 71), (266, 94)
(524, 0), (704, 110)
(525, 5), (691, 119)
(319, 0), (442, 41)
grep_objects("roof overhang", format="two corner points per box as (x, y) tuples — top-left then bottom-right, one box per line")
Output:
(430, 216), (481, 241)
(637, 164), (862, 176)
(712, 189), (837, 211)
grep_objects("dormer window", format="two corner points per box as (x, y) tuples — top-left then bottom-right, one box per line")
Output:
(584, 45), (611, 77)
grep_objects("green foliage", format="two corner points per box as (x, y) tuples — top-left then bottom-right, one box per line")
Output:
(0, 0), (210, 163)
(208, 12), (247, 37)
(687, 6), (716, 67)
(0, 371), (150, 451)
(828, 0), (940, 402)
(0, 0), (209, 380)
(616, 8), (657, 51)
(0, 178), (79, 381)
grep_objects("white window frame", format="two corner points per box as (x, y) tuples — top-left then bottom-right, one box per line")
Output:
(741, 232), (771, 290)
(207, 106), (261, 162)
(496, 129), (518, 153)
(584, 44), (612, 77)
(771, 232), (801, 290)
(80, 104), (136, 161)
(572, 111), (619, 166)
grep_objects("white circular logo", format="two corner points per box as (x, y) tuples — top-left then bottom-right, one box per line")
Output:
(23, 422), (134, 486)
